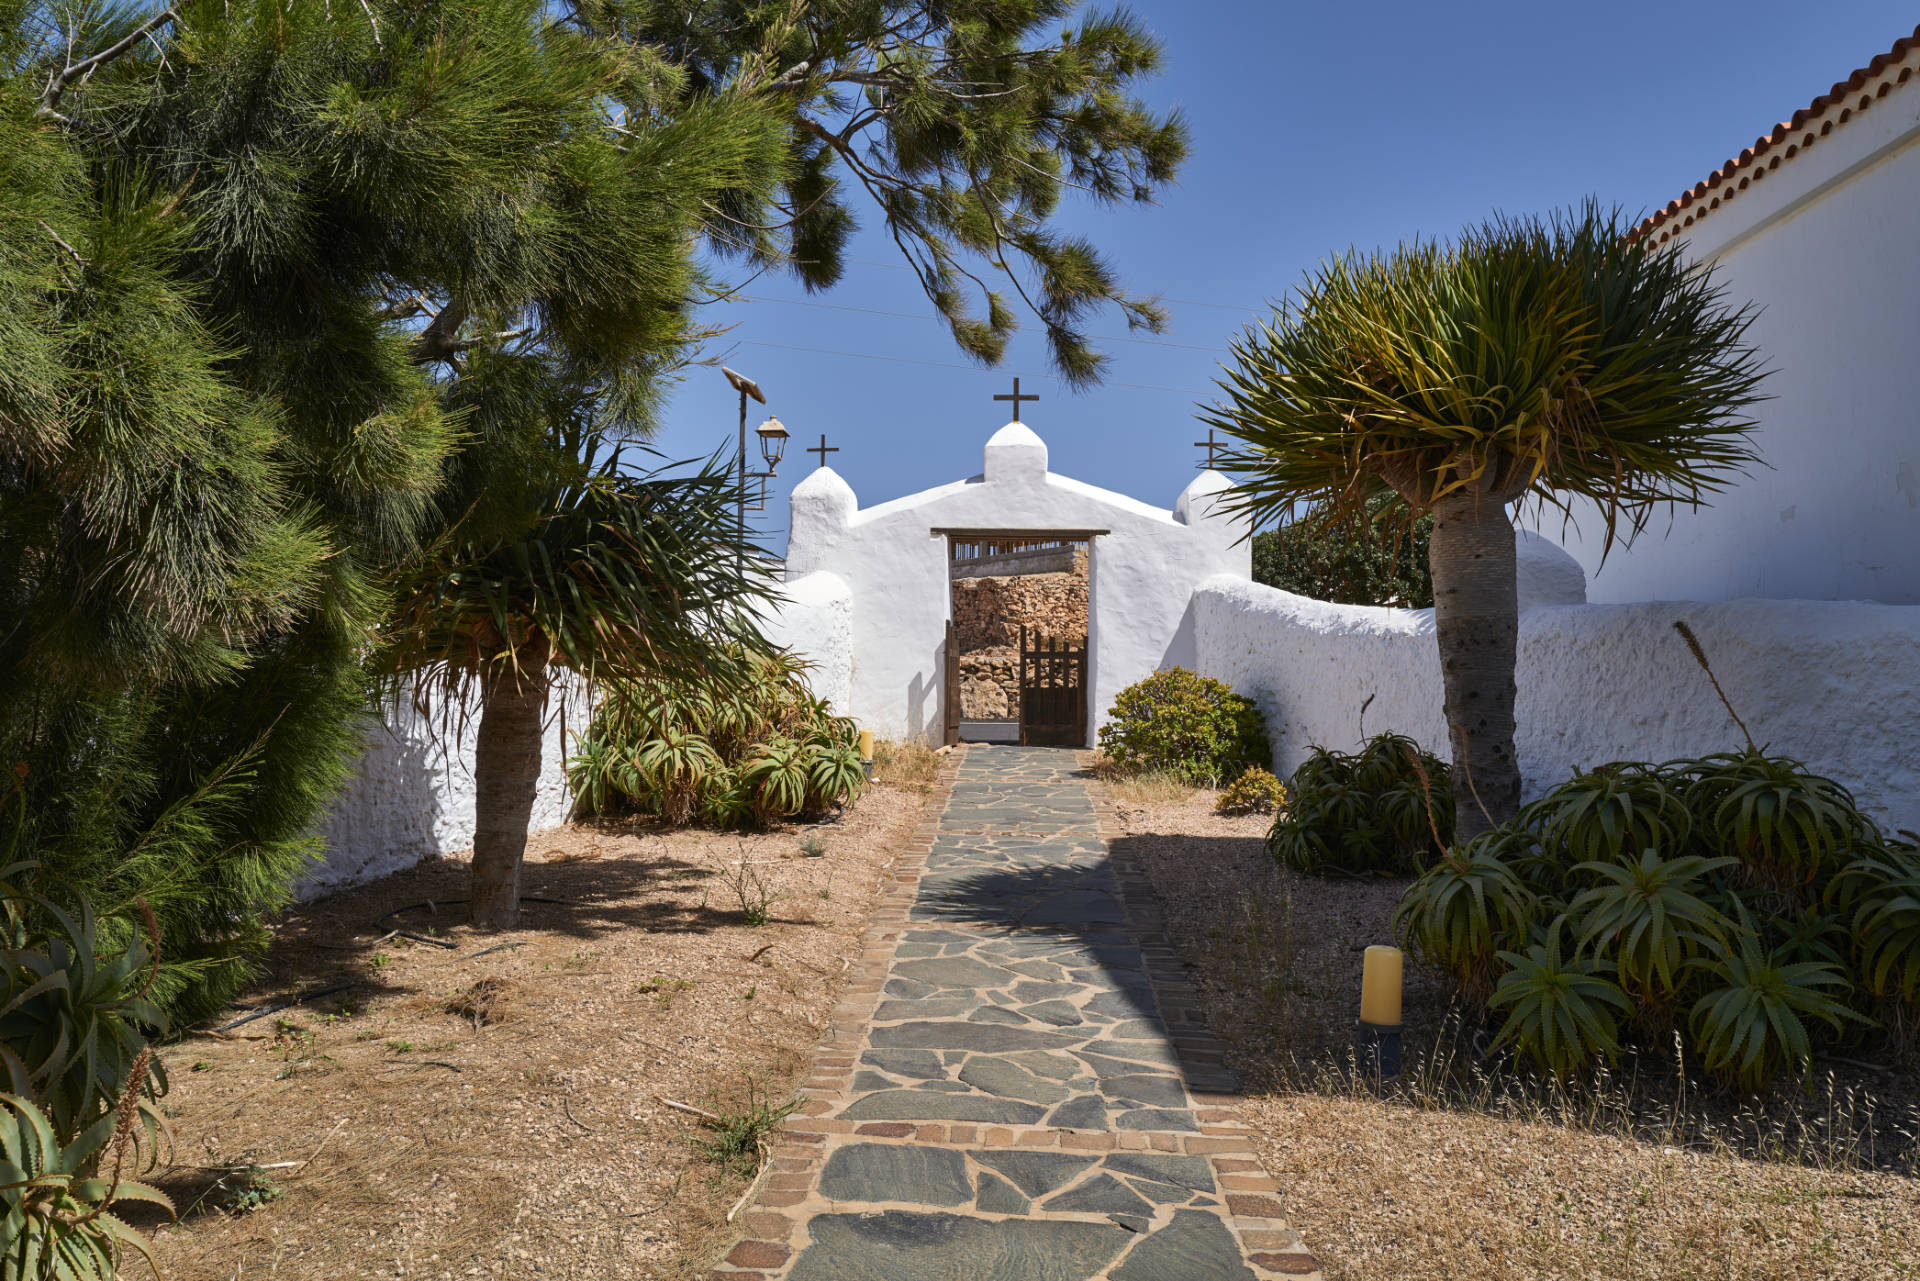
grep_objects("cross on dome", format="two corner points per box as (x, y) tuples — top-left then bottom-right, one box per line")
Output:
(992, 376), (1040, 423)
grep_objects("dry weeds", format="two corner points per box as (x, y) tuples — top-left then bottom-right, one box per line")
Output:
(142, 784), (929, 1280)
(1113, 788), (1920, 1281)
(871, 737), (942, 793)
(1088, 755), (1195, 806)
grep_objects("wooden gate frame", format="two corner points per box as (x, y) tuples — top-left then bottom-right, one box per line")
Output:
(943, 618), (961, 747)
(937, 528), (1102, 748)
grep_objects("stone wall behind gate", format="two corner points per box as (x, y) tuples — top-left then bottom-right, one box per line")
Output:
(951, 551), (1088, 718)
(951, 551), (1089, 651)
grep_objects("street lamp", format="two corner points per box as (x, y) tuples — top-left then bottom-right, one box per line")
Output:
(755, 415), (790, 499)
(722, 368), (789, 569)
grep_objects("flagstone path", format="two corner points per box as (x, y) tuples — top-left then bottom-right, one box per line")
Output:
(709, 745), (1322, 1281)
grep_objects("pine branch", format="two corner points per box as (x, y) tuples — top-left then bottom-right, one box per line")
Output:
(37, 220), (86, 268)
(37, 5), (181, 123)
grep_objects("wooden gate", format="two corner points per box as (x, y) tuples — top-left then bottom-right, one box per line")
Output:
(942, 619), (961, 746)
(1018, 625), (1087, 746)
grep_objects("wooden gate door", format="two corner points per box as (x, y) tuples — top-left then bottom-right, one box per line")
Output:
(1018, 625), (1087, 746)
(942, 619), (961, 746)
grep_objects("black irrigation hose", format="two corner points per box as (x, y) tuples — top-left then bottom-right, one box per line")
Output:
(210, 983), (360, 1033)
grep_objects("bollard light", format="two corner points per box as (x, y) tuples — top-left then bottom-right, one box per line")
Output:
(1358, 945), (1404, 1078)
(858, 729), (875, 781)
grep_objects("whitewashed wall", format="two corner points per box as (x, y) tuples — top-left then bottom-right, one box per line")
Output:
(1193, 549), (1920, 837)
(759, 570), (854, 715)
(304, 676), (590, 899)
(1537, 44), (1920, 605)
(308, 577), (854, 896)
(785, 421), (1250, 745)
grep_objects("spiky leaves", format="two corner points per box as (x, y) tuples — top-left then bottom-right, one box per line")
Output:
(590, 0), (1188, 387)
(0, 1091), (172, 1281)
(1567, 850), (1735, 1004)
(1689, 925), (1859, 1092)
(1207, 204), (1768, 831)
(567, 652), (865, 830)
(1392, 835), (1534, 1002)
(1489, 919), (1631, 1080)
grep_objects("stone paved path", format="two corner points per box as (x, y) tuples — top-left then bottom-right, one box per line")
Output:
(711, 746), (1322, 1281)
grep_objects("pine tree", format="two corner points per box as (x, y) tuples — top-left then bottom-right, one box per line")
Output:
(2, 0), (603, 1011)
(590, 0), (1190, 385)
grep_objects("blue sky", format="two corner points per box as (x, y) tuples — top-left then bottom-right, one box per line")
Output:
(647, 2), (1917, 552)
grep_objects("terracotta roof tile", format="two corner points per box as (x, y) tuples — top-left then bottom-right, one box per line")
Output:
(1638, 25), (1920, 243)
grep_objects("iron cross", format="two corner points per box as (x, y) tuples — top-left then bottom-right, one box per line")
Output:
(1193, 427), (1226, 469)
(807, 433), (839, 469)
(993, 376), (1040, 423)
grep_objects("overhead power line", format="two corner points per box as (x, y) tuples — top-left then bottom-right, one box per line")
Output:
(734, 339), (1210, 396)
(734, 294), (1230, 353)
(836, 255), (1265, 315)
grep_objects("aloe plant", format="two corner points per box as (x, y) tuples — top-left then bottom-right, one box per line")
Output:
(1566, 850), (1735, 1001)
(1489, 919), (1631, 1078)
(1270, 735), (1452, 876)
(1682, 751), (1875, 893)
(635, 729), (722, 827)
(1844, 846), (1920, 1007)
(1689, 928), (1859, 1091)
(740, 740), (810, 825)
(0, 1091), (171, 1280)
(1393, 834), (1534, 1000)
(1516, 764), (1694, 874)
(0, 852), (166, 1153)
(566, 650), (861, 830)
(803, 742), (867, 816)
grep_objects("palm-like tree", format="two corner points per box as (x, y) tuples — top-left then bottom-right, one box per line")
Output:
(376, 354), (776, 929)
(1207, 205), (1768, 839)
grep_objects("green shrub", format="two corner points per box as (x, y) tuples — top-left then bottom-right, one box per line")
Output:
(1487, 918), (1630, 1077)
(1396, 749), (1917, 1088)
(1216, 766), (1286, 816)
(568, 651), (863, 828)
(1251, 493), (1434, 608)
(1269, 733), (1453, 875)
(1096, 668), (1268, 787)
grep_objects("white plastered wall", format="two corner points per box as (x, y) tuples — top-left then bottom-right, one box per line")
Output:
(1537, 48), (1920, 605)
(1193, 541), (1920, 837)
(305, 674), (591, 899)
(309, 578), (850, 897)
(783, 422), (1252, 745)
(758, 570), (854, 715)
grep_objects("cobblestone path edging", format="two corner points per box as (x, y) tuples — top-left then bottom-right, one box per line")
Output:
(710, 746), (1323, 1280)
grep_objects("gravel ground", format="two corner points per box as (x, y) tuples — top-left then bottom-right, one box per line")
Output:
(1112, 787), (1920, 1281)
(142, 782), (930, 1280)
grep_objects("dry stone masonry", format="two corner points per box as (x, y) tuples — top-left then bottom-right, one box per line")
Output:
(953, 549), (1089, 719)
(952, 550), (1089, 650)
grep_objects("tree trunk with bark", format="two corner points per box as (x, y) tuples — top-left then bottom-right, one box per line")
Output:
(1427, 477), (1521, 843)
(470, 633), (552, 929)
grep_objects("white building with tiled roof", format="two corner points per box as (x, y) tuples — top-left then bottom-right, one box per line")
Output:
(1543, 25), (1920, 605)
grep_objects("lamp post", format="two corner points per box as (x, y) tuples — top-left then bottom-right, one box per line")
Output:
(721, 368), (789, 573)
